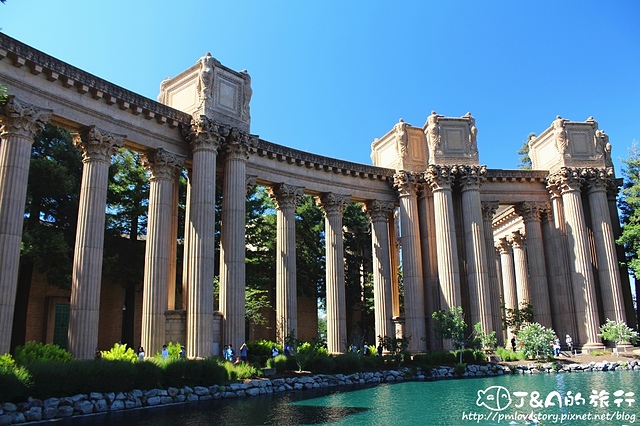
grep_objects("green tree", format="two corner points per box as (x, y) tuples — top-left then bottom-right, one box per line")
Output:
(599, 319), (639, 355)
(14, 125), (82, 351)
(103, 148), (149, 347)
(516, 322), (555, 359)
(432, 306), (467, 362)
(617, 140), (640, 326)
(503, 301), (533, 334)
(517, 132), (536, 169)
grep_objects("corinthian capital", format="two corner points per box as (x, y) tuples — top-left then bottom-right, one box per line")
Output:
(584, 167), (614, 194)
(423, 164), (456, 192)
(222, 128), (258, 161)
(268, 183), (304, 210)
(509, 230), (526, 249)
(181, 115), (225, 154)
(547, 167), (586, 194)
(392, 170), (419, 197)
(458, 164), (487, 191)
(496, 237), (511, 254)
(316, 193), (350, 217)
(142, 148), (185, 182)
(516, 201), (547, 223)
(72, 126), (125, 163)
(363, 199), (396, 222)
(481, 201), (499, 222)
(1, 97), (52, 138)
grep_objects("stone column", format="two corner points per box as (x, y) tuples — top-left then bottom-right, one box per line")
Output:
(510, 230), (530, 307)
(546, 184), (578, 340)
(181, 171), (192, 311)
(424, 165), (461, 309)
(393, 171), (426, 352)
(482, 201), (503, 345)
(168, 170), (180, 310)
(497, 237), (517, 340)
(182, 117), (223, 358)
(586, 169), (626, 322)
(516, 202), (552, 327)
(219, 130), (257, 352)
(0, 98), (51, 354)
(69, 126), (125, 359)
(548, 168), (603, 350)
(418, 185), (439, 350)
(607, 180), (636, 328)
(364, 200), (396, 348)
(459, 166), (493, 334)
(140, 148), (184, 357)
(269, 183), (304, 344)
(316, 193), (349, 354)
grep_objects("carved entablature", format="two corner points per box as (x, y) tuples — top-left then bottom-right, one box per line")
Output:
(370, 119), (427, 171)
(529, 116), (611, 172)
(422, 111), (479, 166)
(158, 52), (251, 132)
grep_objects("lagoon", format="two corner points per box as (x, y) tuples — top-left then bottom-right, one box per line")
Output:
(48, 370), (640, 425)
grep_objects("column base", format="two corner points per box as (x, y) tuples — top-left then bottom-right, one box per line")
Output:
(581, 342), (606, 353)
(615, 342), (635, 352)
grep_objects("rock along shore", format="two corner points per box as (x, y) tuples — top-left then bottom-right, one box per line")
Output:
(1, 359), (639, 425)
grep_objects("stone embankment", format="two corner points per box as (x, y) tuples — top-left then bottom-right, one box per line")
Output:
(1, 360), (639, 425)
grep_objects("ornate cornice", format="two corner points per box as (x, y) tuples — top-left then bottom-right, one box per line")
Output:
(142, 148), (185, 182)
(0, 33), (189, 127)
(72, 126), (125, 163)
(0, 96), (51, 138)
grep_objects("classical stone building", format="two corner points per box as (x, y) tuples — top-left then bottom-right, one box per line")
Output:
(0, 33), (634, 358)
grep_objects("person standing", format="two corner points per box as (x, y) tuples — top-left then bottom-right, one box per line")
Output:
(137, 346), (145, 360)
(161, 344), (169, 360)
(239, 343), (248, 362)
(565, 334), (573, 355)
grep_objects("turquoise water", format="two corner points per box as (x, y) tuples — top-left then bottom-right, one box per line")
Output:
(52, 370), (640, 425)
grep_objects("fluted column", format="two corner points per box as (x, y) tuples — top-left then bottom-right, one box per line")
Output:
(586, 169), (626, 322)
(497, 237), (517, 340)
(424, 165), (461, 309)
(69, 126), (125, 359)
(510, 231), (530, 307)
(0, 97), (51, 354)
(182, 117), (223, 358)
(141, 149), (184, 357)
(482, 201), (503, 345)
(459, 166), (492, 334)
(219, 130), (257, 352)
(269, 183), (304, 344)
(516, 202), (552, 327)
(364, 200), (396, 348)
(316, 193), (349, 354)
(393, 171), (426, 352)
(418, 185), (439, 349)
(181, 171), (192, 311)
(548, 168), (603, 349)
(546, 184), (578, 340)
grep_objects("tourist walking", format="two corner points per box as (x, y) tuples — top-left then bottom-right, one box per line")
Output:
(565, 334), (573, 355)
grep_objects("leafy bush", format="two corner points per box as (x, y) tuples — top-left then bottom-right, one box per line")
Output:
(14, 341), (73, 365)
(361, 354), (384, 370)
(154, 342), (182, 361)
(599, 319), (639, 347)
(101, 343), (138, 362)
(0, 354), (31, 402)
(233, 362), (262, 379)
(412, 353), (432, 367)
(333, 353), (362, 374)
(495, 346), (524, 362)
(426, 350), (457, 365)
(266, 354), (288, 373)
(163, 359), (226, 388)
(517, 323), (556, 359)
(454, 362), (467, 376)
(304, 354), (335, 374)
(247, 340), (281, 366)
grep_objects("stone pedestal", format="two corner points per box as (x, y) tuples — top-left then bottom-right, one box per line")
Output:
(0, 98), (51, 354)
(69, 126), (124, 360)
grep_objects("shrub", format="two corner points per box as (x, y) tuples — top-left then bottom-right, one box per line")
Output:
(163, 359), (226, 388)
(0, 354), (31, 402)
(14, 341), (73, 365)
(247, 340), (281, 366)
(101, 343), (138, 362)
(428, 350), (457, 365)
(495, 347), (524, 362)
(599, 319), (639, 347)
(266, 354), (288, 373)
(361, 354), (384, 370)
(153, 342), (182, 361)
(233, 362), (262, 379)
(333, 353), (362, 374)
(305, 354), (335, 374)
(517, 323), (556, 359)
(454, 362), (467, 376)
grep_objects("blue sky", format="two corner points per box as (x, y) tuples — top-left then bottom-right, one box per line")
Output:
(2, 1), (639, 176)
